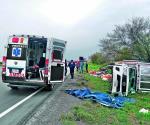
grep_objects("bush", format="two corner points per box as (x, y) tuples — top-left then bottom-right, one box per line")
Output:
(90, 52), (106, 64)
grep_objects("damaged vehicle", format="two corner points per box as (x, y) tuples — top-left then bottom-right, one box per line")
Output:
(112, 60), (150, 96)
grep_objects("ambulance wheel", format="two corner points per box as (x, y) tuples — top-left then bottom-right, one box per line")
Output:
(10, 86), (18, 90)
(45, 84), (54, 91)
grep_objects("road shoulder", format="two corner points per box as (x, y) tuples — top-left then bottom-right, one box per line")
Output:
(22, 76), (82, 125)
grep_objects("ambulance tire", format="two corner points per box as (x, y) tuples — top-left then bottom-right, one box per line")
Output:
(45, 84), (54, 91)
(10, 86), (18, 90)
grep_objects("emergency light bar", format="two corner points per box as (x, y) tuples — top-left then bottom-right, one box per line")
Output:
(12, 37), (24, 43)
(12, 37), (19, 43)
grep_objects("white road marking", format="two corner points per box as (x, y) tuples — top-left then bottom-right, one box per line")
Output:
(0, 87), (44, 119)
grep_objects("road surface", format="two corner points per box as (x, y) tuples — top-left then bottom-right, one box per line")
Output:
(0, 67), (61, 125)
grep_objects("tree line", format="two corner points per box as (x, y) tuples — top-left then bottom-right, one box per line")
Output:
(90, 17), (150, 64)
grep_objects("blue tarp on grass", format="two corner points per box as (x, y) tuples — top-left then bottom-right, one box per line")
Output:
(65, 88), (135, 108)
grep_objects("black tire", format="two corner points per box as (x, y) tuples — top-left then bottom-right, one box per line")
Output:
(10, 86), (18, 90)
(45, 84), (54, 91)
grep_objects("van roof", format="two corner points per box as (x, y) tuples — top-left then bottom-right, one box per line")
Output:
(9, 35), (67, 45)
(9, 35), (46, 39)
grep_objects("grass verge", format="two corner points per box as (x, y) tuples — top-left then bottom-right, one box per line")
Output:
(61, 63), (150, 125)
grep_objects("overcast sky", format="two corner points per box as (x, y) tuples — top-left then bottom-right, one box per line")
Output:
(0, 0), (150, 61)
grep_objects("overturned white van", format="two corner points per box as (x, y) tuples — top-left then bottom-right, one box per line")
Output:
(112, 64), (137, 96)
(112, 60), (150, 96)
(2, 35), (67, 90)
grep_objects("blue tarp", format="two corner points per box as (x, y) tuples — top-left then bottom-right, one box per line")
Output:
(65, 88), (135, 108)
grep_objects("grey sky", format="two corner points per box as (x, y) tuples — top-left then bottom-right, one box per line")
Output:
(0, 0), (150, 61)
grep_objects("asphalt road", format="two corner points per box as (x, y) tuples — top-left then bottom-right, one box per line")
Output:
(0, 67), (61, 125)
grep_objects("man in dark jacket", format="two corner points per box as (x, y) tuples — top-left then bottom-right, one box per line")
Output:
(65, 59), (67, 76)
(68, 60), (75, 79)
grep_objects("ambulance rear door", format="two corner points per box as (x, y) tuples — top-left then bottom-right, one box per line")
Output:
(49, 38), (67, 83)
(5, 36), (28, 80)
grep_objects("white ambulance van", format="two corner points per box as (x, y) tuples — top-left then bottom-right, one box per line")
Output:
(2, 35), (67, 90)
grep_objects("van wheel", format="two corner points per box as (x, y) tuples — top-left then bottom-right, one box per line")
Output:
(10, 86), (18, 90)
(45, 84), (54, 91)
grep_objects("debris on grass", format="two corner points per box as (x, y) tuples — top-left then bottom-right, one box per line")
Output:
(139, 108), (149, 114)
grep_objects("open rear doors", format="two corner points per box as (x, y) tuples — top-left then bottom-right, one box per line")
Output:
(48, 38), (67, 83)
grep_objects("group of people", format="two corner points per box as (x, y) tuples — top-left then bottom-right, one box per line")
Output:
(65, 59), (88, 79)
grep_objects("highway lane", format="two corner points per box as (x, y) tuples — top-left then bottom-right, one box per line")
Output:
(0, 67), (61, 125)
(0, 67), (38, 114)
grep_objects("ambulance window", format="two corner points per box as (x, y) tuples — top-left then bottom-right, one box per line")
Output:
(53, 50), (62, 60)
(7, 44), (27, 60)
(116, 67), (120, 71)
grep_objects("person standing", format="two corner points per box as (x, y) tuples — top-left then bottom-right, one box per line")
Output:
(65, 59), (67, 76)
(76, 60), (80, 72)
(68, 60), (75, 79)
(85, 61), (88, 73)
(80, 61), (84, 74)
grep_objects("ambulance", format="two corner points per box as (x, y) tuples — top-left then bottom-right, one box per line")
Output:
(2, 35), (67, 90)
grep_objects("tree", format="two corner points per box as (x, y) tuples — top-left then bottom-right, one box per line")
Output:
(99, 17), (150, 62)
(115, 47), (133, 61)
(90, 52), (106, 64)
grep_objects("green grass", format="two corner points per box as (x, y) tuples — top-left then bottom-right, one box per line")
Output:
(61, 63), (150, 125)
(88, 62), (107, 71)
(61, 113), (77, 125)
(84, 74), (111, 92)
